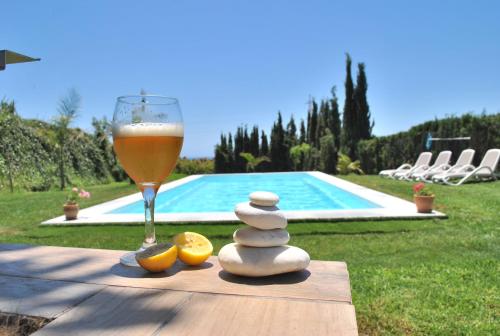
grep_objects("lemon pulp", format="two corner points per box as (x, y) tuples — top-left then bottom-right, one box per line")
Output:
(174, 232), (213, 266)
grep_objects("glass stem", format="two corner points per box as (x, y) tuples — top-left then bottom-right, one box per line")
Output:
(142, 185), (157, 248)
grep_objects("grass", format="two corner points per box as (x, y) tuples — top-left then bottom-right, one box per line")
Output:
(0, 174), (498, 335)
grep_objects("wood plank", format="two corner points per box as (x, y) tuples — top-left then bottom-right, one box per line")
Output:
(0, 274), (104, 318)
(0, 244), (351, 303)
(34, 287), (358, 336)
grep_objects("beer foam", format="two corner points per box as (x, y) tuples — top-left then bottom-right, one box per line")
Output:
(113, 122), (184, 137)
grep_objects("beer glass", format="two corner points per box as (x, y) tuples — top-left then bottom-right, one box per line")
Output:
(112, 95), (184, 266)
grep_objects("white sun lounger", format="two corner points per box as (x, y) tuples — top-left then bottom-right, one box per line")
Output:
(412, 150), (453, 181)
(379, 152), (433, 179)
(393, 152), (435, 180)
(433, 148), (500, 186)
(419, 149), (475, 182)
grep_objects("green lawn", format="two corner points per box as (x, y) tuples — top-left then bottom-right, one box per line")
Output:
(1, 175), (498, 335)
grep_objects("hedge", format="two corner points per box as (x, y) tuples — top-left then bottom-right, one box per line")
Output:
(358, 113), (500, 174)
(0, 102), (116, 191)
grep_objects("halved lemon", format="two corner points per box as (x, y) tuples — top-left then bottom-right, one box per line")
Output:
(173, 232), (213, 266)
(135, 243), (177, 273)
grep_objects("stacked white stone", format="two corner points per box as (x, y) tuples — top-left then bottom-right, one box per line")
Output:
(218, 191), (310, 277)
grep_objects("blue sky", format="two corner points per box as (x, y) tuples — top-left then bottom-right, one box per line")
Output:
(2, 0), (499, 158)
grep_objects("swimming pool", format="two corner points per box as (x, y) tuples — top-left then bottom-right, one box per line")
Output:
(110, 172), (380, 214)
(41, 171), (445, 225)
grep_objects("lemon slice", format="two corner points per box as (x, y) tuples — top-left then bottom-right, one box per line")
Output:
(135, 243), (177, 273)
(174, 232), (213, 266)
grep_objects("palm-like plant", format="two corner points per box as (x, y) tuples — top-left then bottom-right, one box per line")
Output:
(53, 88), (81, 190)
(239, 152), (270, 172)
(337, 153), (364, 175)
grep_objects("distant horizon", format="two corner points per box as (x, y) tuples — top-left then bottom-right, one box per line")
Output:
(2, 1), (500, 157)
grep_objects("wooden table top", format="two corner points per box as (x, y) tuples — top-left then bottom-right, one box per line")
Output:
(0, 243), (358, 335)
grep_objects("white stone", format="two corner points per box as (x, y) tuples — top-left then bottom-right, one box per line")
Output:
(249, 191), (279, 207)
(234, 202), (287, 230)
(218, 243), (310, 277)
(233, 227), (290, 247)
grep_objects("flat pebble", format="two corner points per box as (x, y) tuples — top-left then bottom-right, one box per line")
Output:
(233, 227), (289, 247)
(249, 191), (279, 207)
(234, 202), (287, 230)
(218, 243), (310, 277)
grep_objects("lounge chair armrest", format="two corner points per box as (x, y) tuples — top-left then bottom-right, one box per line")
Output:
(441, 164), (451, 170)
(458, 164), (475, 172)
(397, 163), (412, 170)
(431, 164), (449, 172)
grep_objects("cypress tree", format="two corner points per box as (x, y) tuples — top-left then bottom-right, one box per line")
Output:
(341, 53), (357, 158)
(329, 86), (341, 150)
(306, 108), (312, 144)
(250, 126), (260, 156)
(299, 119), (306, 144)
(270, 112), (289, 171)
(234, 127), (245, 172)
(286, 115), (297, 147)
(354, 62), (373, 140)
(243, 126), (250, 153)
(214, 145), (226, 173)
(308, 99), (319, 147)
(260, 130), (269, 156)
(227, 132), (234, 171)
(214, 133), (228, 173)
(317, 100), (328, 141)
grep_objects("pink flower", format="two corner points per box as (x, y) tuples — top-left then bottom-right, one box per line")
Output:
(79, 190), (91, 199)
(413, 182), (425, 194)
(72, 187), (79, 193)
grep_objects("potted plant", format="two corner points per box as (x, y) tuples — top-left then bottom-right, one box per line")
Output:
(413, 182), (434, 213)
(63, 187), (91, 220)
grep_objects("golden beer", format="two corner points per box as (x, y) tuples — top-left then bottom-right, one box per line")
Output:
(113, 123), (184, 191)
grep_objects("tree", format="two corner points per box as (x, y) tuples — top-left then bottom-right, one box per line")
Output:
(227, 132), (234, 171)
(53, 88), (81, 190)
(214, 145), (227, 173)
(319, 130), (337, 174)
(260, 131), (269, 156)
(239, 152), (270, 172)
(243, 126), (250, 153)
(317, 100), (328, 140)
(329, 86), (341, 150)
(299, 119), (306, 144)
(341, 53), (357, 158)
(354, 62), (373, 140)
(233, 127), (245, 172)
(249, 126), (260, 157)
(214, 133), (229, 173)
(270, 112), (290, 171)
(290, 143), (311, 171)
(308, 99), (319, 147)
(286, 115), (297, 148)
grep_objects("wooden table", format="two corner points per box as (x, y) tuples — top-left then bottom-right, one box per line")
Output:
(0, 244), (358, 335)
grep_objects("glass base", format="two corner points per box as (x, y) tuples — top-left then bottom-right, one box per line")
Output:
(120, 251), (140, 267)
(120, 245), (154, 267)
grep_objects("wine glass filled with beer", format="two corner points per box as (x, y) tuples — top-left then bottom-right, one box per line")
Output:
(112, 95), (184, 266)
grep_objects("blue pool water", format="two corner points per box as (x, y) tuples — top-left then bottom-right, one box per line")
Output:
(109, 172), (381, 214)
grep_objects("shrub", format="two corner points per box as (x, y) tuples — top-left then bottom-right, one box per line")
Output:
(175, 158), (214, 175)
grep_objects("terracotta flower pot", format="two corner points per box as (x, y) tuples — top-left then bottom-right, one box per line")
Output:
(414, 195), (434, 213)
(63, 203), (79, 220)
